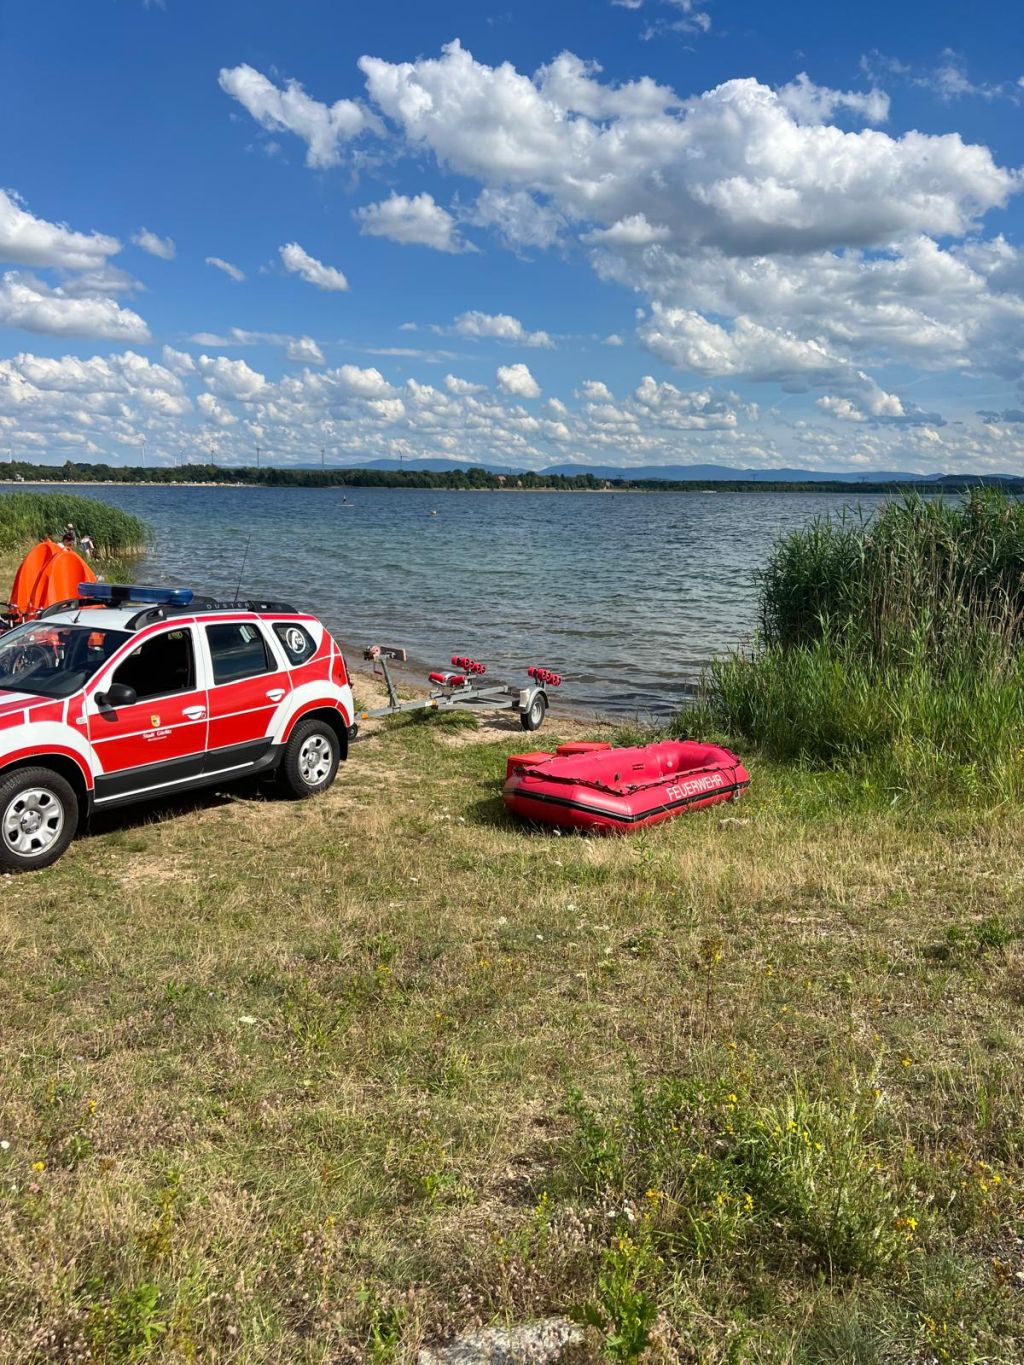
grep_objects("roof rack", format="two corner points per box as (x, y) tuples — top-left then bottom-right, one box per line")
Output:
(31, 583), (299, 631)
(36, 595), (110, 619)
(124, 597), (299, 631)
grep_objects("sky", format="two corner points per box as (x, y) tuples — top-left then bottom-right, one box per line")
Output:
(1, 0), (1022, 474)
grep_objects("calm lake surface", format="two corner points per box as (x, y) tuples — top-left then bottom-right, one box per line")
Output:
(13, 484), (892, 717)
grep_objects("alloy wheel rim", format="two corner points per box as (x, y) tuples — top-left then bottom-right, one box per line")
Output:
(3, 788), (65, 857)
(298, 735), (332, 786)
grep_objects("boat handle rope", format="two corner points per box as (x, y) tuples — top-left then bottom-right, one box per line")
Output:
(521, 762), (739, 797)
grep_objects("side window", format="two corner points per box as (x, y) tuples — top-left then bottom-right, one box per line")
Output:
(112, 629), (195, 701)
(273, 622), (316, 666)
(206, 623), (273, 685)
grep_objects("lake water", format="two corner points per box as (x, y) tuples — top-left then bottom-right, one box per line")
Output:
(10, 484), (891, 717)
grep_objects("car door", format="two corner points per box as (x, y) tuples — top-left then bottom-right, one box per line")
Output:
(202, 620), (290, 776)
(86, 625), (209, 805)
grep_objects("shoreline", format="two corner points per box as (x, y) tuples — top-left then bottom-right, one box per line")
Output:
(0, 479), (977, 496)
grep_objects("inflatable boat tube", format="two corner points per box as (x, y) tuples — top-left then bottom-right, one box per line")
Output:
(503, 739), (749, 834)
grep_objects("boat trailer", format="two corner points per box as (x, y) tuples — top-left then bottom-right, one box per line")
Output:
(349, 645), (562, 738)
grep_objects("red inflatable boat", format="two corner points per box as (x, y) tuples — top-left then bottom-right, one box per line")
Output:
(503, 740), (749, 834)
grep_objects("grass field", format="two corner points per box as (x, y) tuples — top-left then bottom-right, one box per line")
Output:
(1, 684), (1023, 1362)
(1, 542), (1023, 1362)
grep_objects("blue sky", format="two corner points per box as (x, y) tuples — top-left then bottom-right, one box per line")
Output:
(1, 0), (1022, 472)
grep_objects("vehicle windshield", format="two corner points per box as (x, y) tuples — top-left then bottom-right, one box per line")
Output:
(0, 623), (130, 698)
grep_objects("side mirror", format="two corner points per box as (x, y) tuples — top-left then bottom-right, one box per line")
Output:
(96, 682), (137, 709)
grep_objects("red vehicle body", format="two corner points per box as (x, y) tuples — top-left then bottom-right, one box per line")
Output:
(503, 740), (749, 834)
(0, 586), (354, 871)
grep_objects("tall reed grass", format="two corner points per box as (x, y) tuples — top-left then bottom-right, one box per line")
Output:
(693, 492), (1024, 800)
(0, 492), (146, 557)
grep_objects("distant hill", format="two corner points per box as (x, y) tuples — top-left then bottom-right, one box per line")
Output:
(310, 458), (1023, 485)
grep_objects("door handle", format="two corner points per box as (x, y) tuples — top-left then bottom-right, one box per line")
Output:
(266, 688), (286, 702)
(182, 706), (207, 720)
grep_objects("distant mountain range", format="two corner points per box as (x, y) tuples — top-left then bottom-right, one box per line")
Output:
(307, 457), (1023, 485)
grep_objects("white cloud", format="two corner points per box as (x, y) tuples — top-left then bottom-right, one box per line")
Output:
(453, 310), (552, 347)
(445, 373), (486, 395)
(816, 391), (906, 422)
(197, 391), (237, 426)
(615, 0), (712, 38)
(161, 345), (195, 374)
(366, 396), (406, 422)
(286, 336), (325, 365)
(0, 189), (120, 270)
(777, 73), (889, 125)
(211, 42), (1021, 440)
(0, 351), (191, 453)
(584, 214), (670, 247)
(535, 51), (679, 119)
(132, 227), (176, 260)
(0, 271), (150, 341)
(197, 355), (267, 401)
(638, 306), (850, 385)
(58, 265), (144, 298)
(354, 192), (473, 253)
(205, 255), (245, 282)
(468, 188), (565, 251)
(186, 326), (333, 367)
(279, 242), (349, 292)
(862, 50), (1014, 104)
(496, 362), (541, 398)
(603, 334), (624, 346)
(327, 363), (394, 398)
(2, 344), (1023, 475)
(635, 303), (912, 419)
(359, 43), (1014, 255)
(218, 63), (375, 168)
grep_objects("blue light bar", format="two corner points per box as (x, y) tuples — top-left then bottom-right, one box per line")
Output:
(81, 583), (194, 606)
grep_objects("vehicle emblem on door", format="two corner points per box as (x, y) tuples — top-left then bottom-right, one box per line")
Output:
(151, 714), (160, 727)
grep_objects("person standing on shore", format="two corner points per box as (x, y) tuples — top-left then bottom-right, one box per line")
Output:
(80, 532), (95, 557)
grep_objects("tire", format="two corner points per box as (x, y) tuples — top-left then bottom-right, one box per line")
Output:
(519, 692), (547, 732)
(277, 719), (341, 799)
(0, 766), (79, 872)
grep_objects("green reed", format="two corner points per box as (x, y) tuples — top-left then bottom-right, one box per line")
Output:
(0, 492), (147, 557)
(694, 492), (1024, 801)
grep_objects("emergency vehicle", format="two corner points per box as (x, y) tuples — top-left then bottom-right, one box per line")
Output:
(0, 584), (353, 871)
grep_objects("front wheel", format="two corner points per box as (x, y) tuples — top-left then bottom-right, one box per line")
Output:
(277, 719), (341, 799)
(519, 692), (547, 732)
(0, 767), (79, 872)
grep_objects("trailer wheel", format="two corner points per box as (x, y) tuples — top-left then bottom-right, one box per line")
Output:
(520, 693), (547, 732)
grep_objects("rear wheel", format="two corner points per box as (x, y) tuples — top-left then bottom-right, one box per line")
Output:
(277, 719), (341, 799)
(0, 767), (79, 872)
(519, 692), (547, 732)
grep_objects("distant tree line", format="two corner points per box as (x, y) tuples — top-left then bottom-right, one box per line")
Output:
(2, 458), (1022, 496)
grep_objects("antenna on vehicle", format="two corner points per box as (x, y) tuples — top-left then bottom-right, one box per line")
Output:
(233, 535), (252, 605)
